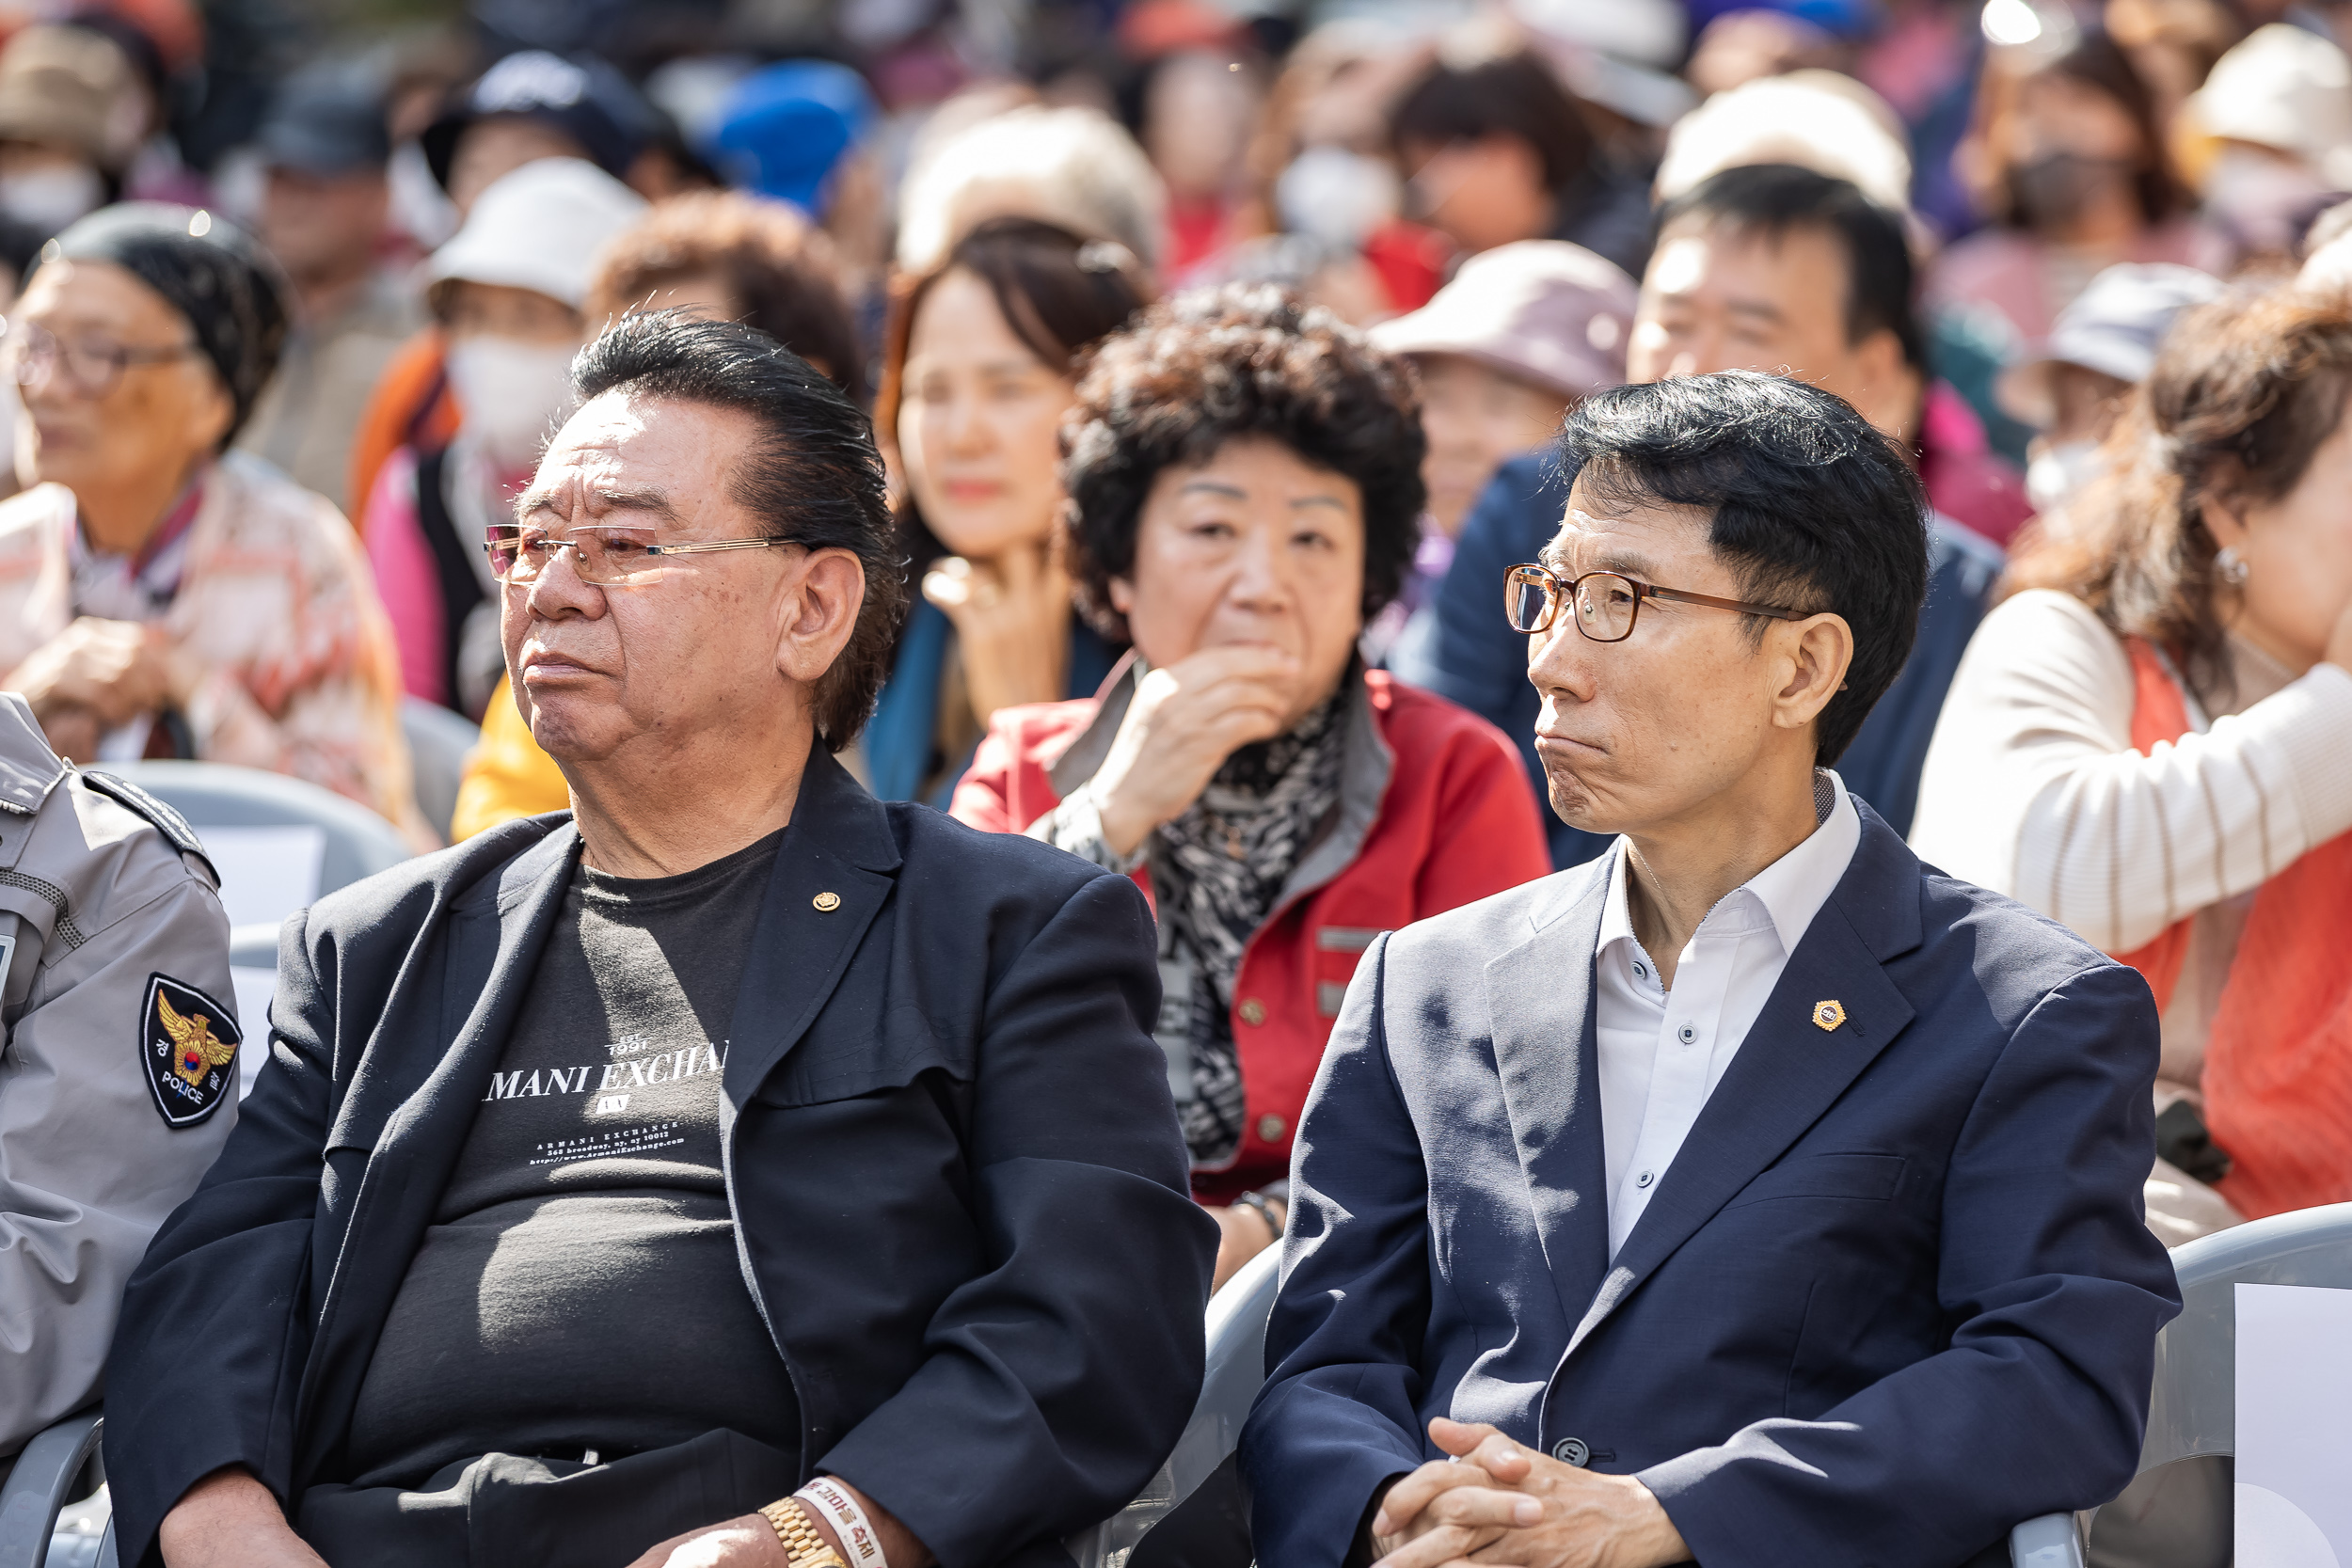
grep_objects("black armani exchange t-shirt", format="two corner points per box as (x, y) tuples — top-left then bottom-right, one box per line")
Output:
(346, 832), (800, 1486)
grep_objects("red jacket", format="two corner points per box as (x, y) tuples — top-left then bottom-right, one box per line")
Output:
(951, 668), (1551, 1201)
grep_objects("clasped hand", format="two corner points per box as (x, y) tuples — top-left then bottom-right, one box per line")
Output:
(1369, 1418), (1689, 1568)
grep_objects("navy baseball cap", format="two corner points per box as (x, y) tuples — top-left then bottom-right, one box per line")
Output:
(257, 67), (391, 176)
(420, 49), (654, 191)
(1995, 263), (2227, 428)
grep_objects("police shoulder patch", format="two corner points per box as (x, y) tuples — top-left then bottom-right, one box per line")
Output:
(78, 770), (217, 882)
(140, 973), (240, 1129)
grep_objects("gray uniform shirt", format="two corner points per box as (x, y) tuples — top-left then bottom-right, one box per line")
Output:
(0, 693), (236, 1454)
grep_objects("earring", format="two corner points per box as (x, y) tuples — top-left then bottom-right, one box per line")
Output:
(2216, 546), (2250, 586)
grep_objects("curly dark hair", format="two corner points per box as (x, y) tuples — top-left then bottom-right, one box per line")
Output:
(1060, 283), (1426, 641)
(572, 309), (905, 751)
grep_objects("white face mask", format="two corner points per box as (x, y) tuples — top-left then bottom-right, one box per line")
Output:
(2202, 146), (2329, 257)
(445, 337), (579, 467)
(1276, 147), (1401, 251)
(2026, 436), (2105, 515)
(0, 165), (104, 235)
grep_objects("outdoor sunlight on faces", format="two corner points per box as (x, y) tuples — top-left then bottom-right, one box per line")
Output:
(1628, 221), (1914, 437)
(1111, 434), (1367, 730)
(897, 266), (1073, 562)
(501, 389), (857, 767)
(1525, 480), (1851, 838)
(2205, 401), (2352, 673)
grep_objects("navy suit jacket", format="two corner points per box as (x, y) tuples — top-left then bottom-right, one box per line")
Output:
(1238, 804), (2180, 1568)
(103, 748), (1218, 1568)
(1396, 453), (2002, 863)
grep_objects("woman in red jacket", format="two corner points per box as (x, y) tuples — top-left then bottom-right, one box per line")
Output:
(953, 285), (1551, 1288)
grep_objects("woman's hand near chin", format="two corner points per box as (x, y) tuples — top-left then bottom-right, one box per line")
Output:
(923, 543), (1073, 727)
(1088, 644), (1303, 858)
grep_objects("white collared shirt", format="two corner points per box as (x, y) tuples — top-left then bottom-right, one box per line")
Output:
(1595, 769), (1862, 1257)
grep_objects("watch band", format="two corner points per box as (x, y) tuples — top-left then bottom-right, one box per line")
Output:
(762, 1499), (850, 1568)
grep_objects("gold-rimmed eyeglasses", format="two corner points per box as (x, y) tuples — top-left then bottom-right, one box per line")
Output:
(1503, 562), (1811, 642)
(485, 524), (803, 588)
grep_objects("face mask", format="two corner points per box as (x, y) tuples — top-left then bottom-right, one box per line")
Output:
(1277, 147), (1401, 250)
(0, 165), (103, 235)
(2202, 146), (2330, 257)
(2008, 152), (2134, 230)
(2026, 436), (2104, 514)
(445, 337), (579, 467)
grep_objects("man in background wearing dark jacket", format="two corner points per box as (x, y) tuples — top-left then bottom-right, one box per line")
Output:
(1399, 165), (2000, 866)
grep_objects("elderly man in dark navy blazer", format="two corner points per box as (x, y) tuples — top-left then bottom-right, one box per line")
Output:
(1238, 372), (2179, 1568)
(103, 312), (1217, 1568)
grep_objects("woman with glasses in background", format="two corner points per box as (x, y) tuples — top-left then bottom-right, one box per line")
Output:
(0, 203), (423, 838)
(952, 285), (1548, 1289)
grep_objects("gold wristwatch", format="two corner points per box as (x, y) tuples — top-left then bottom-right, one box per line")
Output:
(762, 1499), (850, 1568)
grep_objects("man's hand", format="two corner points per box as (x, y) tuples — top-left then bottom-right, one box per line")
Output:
(1371, 1418), (1689, 1568)
(922, 546), (1073, 730)
(623, 1515), (791, 1568)
(1089, 644), (1304, 858)
(157, 1465), (328, 1568)
(625, 1479), (936, 1568)
(7, 617), (183, 728)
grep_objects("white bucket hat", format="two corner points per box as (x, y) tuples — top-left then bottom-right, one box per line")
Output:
(425, 156), (648, 311)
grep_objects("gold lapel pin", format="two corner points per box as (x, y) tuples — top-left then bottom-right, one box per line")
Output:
(1813, 1000), (1847, 1032)
(812, 892), (841, 911)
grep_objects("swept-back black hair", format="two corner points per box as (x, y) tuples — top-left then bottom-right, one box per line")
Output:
(1060, 283), (1425, 640)
(1556, 371), (1929, 765)
(572, 309), (905, 751)
(1655, 163), (1925, 374)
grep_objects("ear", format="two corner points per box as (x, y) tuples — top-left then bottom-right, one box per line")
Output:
(2200, 490), (2250, 553)
(1767, 610), (1855, 739)
(1108, 576), (1135, 616)
(184, 366), (235, 453)
(1850, 327), (1922, 440)
(773, 546), (867, 689)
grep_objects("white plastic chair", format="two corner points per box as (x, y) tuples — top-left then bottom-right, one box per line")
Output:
(399, 697), (481, 844)
(2086, 1200), (2352, 1568)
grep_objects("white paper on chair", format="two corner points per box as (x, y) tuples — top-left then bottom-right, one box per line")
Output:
(229, 966), (276, 1098)
(2236, 1282), (2352, 1566)
(199, 826), (326, 930)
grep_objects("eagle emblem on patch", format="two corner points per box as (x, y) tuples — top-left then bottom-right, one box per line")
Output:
(140, 974), (239, 1128)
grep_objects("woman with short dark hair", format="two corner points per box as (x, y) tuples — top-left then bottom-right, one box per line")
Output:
(953, 285), (1549, 1287)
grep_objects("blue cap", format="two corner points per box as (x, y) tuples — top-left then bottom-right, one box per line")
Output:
(707, 60), (877, 216)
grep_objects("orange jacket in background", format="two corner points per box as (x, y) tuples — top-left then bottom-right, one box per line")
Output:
(346, 329), (460, 535)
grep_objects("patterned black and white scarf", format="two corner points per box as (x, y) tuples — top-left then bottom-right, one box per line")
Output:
(1153, 689), (1347, 1164)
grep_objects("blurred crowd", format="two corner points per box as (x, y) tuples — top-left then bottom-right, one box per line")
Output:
(7, 0), (2352, 1265)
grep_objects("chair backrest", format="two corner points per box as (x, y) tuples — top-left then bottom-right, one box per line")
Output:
(2087, 1202), (2352, 1568)
(1065, 1245), (1283, 1568)
(400, 697), (481, 843)
(98, 761), (412, 916)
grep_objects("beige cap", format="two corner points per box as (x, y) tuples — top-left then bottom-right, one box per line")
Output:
(2185, 24), (2352, 185)
(0, 24), (144, 172)
(425, 156), (648, 311)
(1371, 241), (1636, 400)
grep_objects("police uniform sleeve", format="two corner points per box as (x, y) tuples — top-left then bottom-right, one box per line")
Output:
(0, 864), (235, 1454)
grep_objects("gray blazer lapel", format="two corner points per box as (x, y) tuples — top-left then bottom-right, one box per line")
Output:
(1562, 818), (1922, 1358)
(294, 824), (578, 1469)
(1482, 855), (1614, 1334)
(722, 749), (903, 1105)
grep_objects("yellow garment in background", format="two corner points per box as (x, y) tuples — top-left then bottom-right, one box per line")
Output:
(449, 675), (568, 839)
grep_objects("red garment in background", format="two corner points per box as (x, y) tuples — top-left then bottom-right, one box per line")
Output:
(1917, 382), (2032, 548)
(2114, 639), (2352, 1218)
(1361, 219), (1453, 314)
(950, 670), (1550, 1203)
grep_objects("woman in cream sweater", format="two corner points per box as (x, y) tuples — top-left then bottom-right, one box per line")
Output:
(1913, 287), (2352, 1242)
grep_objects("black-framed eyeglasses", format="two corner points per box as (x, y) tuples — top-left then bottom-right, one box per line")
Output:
(1, 319), (201, 397)
(485, 523), (804, 588)
(1503, 562), (1812, 642)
